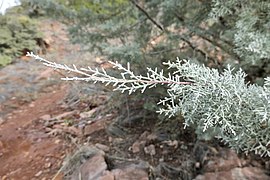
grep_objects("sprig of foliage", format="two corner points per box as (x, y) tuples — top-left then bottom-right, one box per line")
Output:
(26, 52), (191, 94)
(27, 52), (270, 157)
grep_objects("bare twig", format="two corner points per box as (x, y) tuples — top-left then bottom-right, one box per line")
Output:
(130, 0), (164, 31)
(174, 13), (241, 61)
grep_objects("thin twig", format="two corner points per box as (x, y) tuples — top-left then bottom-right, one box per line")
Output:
(107, 155), (141, 162)
(130, 0), (164, 31)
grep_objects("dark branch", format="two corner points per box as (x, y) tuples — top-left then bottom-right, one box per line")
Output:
(130, 0), (164, 31)
(174, 13), (241, 61)
(179, 36), (221, 67)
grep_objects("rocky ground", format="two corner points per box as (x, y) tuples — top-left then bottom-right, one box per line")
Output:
(0, 19), (269, 180)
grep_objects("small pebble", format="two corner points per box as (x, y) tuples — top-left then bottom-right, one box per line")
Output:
(45, 162), (51, 168)
(195, 162), (200, 168)
(35, 170), (43, 177)
(95, 143), (110, 152)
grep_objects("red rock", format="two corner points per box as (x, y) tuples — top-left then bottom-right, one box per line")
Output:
(76, 154), (107, 180)
(80, 108), (98, 118)
(95, 143), (110, 152)
(194, 149), (270, 180)
(130, 140), (146, 154)
(112, 166), (149, 180)
(98, 171), (114, 180)
(204, 149), (242, 172)
(195, 171), (232, 180)
(194, 167), (269, 180)
(64, 126), (82, 137)
(84, 119), (108, 136)
(240, 167), (269, 180)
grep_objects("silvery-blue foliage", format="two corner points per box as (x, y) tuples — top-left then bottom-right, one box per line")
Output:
(28, 52), (270, 157)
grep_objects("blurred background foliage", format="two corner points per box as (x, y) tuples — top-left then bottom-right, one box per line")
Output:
(11, 0), (270, 138)
(20, 0), (270, 79)
(0, 5), (42, 67)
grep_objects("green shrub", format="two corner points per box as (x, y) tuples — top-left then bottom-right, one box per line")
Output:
(0, 13), (42, 66)
(0, 55), (12, 66)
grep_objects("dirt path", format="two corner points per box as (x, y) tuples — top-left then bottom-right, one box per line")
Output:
(0, 19), (84, 179)
(0, 85), (70, 179)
